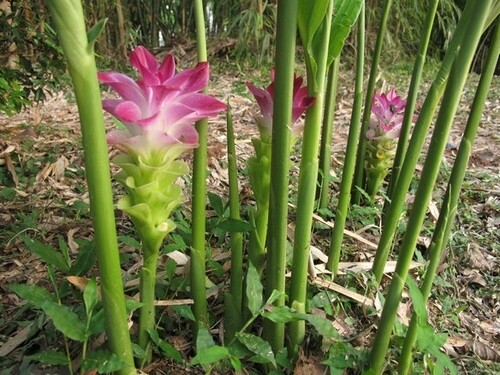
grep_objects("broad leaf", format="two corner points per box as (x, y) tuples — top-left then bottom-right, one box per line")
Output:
(236, 332), (275, 366)
(246, 263), (263, 316)
(328, 0), (363, 65)
(217, 218), (253, 233)
(81, 350), (128, 373)
(148, 329), (184, 363)
(190, 346), (230, 366)
(9, 284), (56, 308)
(26, 350), (69, 366)
(22, 236), (69, 271)
(42, 301), (86, 342)
(196, 327), (215, 352)
(261, 305), (299, 324)
(83, 278), (98, 318)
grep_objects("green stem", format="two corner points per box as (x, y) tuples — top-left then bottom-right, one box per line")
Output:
(317, 57), (340, 210)
(367, 2), (492, 372)
(288, 1), (333, 350)
(262, 0), (299, 353)
(371, 0), (474, 283)
(45, 2), (135, 374)
(327, 3), (365, 276)
(352, 0), (392, 204)
(138, 247), (159, 366)
(398, 20), (500, 375)
(385, 0), (440, 203)
(224, 101), (244, 341)
(191, 0), (209, 338)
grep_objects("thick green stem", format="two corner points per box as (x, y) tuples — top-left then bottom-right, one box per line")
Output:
(367, 2), (492, 373)
(138, 247), (159, 365)
(191, 0), (209, 337)
(45, 2), (135, 374)
(262, 0), (299, 353)
(288, 1), (333, 350)
(385, 0), (440, 203)
(398, 20), (500, 375)
(327, 4), (365, 276)
(352, 0), (392, 204)
(371, 0), (474, 283)
(224, 102), (244, 341)
(317, 57), (340, 210)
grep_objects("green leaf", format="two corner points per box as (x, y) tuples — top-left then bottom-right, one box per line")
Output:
(9, 284), (56, 308)
(196, 327), (215, 352)
(86, 18), (108, 47)
(42, 302), (86, 342)
(217, 218), (253, 233)
(148, 329), (184, 364)
(236, 332), (275, 366)
(246, 263), (263, 316)
(22, 236), (69, 271)
(303, 313), (338, 340)
(125, 299), (143, 314)
(81, 350), (128, 373)
(190, 346), (230, 366)
(26, 350), (69, 366)
(327, 0), (363, 64)
(208, 192), (226, 217)
(83, 278), (98, 318)
(261, 305), (300, 324)
(69, 239), (96, 276)
(265, 289), (286, 306)
(406, 276), (428, 323)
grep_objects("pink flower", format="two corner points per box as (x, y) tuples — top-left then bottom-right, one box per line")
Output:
(98, 46), (226, 153)
(246, 69), (315, 137)
(367, 88), (411, 140)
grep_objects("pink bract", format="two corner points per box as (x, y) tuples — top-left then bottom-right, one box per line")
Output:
(368, 88), (411, 140)
(99, 46), (226, 153)
(246, 69), (315, 135)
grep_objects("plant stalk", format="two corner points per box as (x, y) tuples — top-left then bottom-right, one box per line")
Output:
(352, 0), (393, 204)
(317, 57), (340, 210)
(190, 0), (209, 338)
(224, 101), (244, 341)
(398, 20), (500, 375)
(371, 0), (475, 283)
(327, 3), (365, 276)
(367, 2), (492, 372)
(262, 0), (299, 353)
(45, 2), (135, 374)
(138, 247), (159, 365)
(386, 0), (440, 202)
(288, 1), (333, 349)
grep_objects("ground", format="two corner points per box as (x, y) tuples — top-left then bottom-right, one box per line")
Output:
(0, 53), (499, 374)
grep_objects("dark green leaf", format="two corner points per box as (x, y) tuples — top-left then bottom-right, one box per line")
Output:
(148, 329), (183, 363)
(87, 19), (108, 47)
(236, 332), (275, 366)
(22, 236), (69, 271)
(26, 350), (69, 366)
(217, 218), (253, 233)
(81, 350), (129, 373)
(9, 284), (56, 308)
(208, 192), (225, 217)
(83, 278), (98, 318)
(42, 302), (86, 341)
(303, 313), (338, 340)
(69, 239), (96, 276)
(246, 263), (263, 316)
(190, 346), (230, 366)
